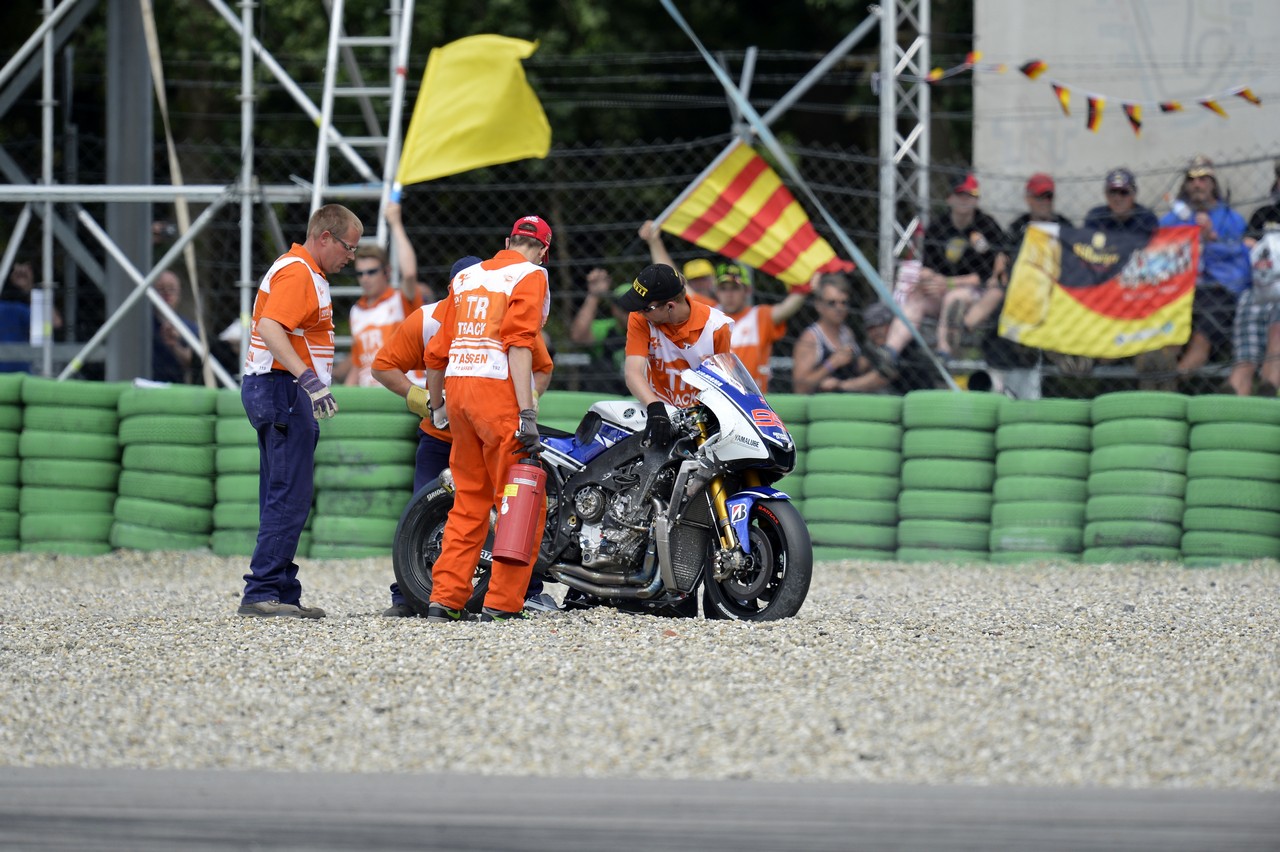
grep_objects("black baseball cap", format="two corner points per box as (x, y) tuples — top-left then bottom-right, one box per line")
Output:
(616, 263), (685, 312)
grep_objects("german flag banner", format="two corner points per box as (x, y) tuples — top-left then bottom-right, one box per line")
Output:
(999, 225), (1198, 358)
(660, 141), (848, 287)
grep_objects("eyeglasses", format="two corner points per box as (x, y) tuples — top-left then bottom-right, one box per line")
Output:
(331, 232), (358, 255)
(820, 299), (850, 308)
(642, 302), (669, 314)
(1106, 188), (1133, 197)
(355, 268), (382, 278)
(1032, 192), (1054, 200)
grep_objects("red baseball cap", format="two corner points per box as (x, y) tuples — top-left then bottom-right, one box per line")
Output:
(510, 215), (552, 249)
(951, 173), (980, 197)
(1025, 173), (1055, 196)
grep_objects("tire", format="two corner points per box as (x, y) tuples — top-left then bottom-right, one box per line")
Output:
(215, 417), (257, 445)
(1185, 478), (1280, 510)
(808, 521), (896, 550)
(19, 430), (119, 462)
(766, 394), (808, 427)
(119, 415), (214, 446)
(1088, 470), (1186, 498)
(999, 398), (1091, 425)
(803, 497), (897, 526)
(1081, 546), (1181, 564)
(216, 474), (259, 504)
(0, 374), (22, 403)
(24, 405), (118, 434)
(1086, 495), (1185, 525)
(807, 394), (902, 423)
(991, 501), (1085, 529)
(118, 470), (215, 508)
(703, 499), (812, 621)
(900, 459), (995, 492)
(215, 388), (245, 417)
(988, 551), (1082, 565)
(1091, 418), (1188, 449)
(1091, 391), (1187, 423)
(117, 385), (216, 417)
(1090, 445), (1188, 475)
(1189, 422), (1280, 452)
(1180, 530), (1280, 560)
(329, 385), (409, 414)
(806, 420), (902, 451)
(309, 543), (392, 559)
(121, 444), (216, 476)
(898, 489), (993, 522)
(318, 413), (418, 441)
(812, 546), (894, 564)
(1186, 395), (1280, 425)
(314, 464), (414, 491)
(213, 501), (260, 530)
(897, 518), (991, 551)
(804, 473), (899, 501)
(309, 516), (399, 547)
(21, 540), (113, 556)
(314, 439), (417, 466)
(902, 390), (1001, 430)
(1185, 450), (1280, 482)
(316, 488), (412, 519)
(996, 449), (1090, 480)
(20, 458), (120, 491)
(895, 546), (987, 563)
(1083, 520), (1182, 549)
(215, 446), (260, 474)
(109, 521), (209, 552)
(392, 481), (492, 615)
(805, 447), (902, 476)
(210, 528), (257, 557)
(993, 475), (1087, 504)
(0, 458), (17, 486)
(1181, 506), (1280, 536)
(21, 377), (127, 408)
(995, 422), (1091, 452)
(989, 526), (1083, 553)
(20, 486), (116, 515)
(902, 428), (995, 460)
(0, 484), (16, 511)
(0, 407), (18, 432)
(113, 496), (213, 534)
(21, 512), (114, 543)
(0, 430), (14, 459)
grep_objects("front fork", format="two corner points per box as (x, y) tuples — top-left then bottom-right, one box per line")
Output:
(693, 414), (757, 579)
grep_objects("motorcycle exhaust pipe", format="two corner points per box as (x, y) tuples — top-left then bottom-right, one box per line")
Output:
(551, 533), (663, 600)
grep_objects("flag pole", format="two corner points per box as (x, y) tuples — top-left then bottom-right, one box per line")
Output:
(651, 140), (740, 231)
(659, 0), (958, 391)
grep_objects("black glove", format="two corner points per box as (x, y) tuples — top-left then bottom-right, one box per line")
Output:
(514, 408), (540, 454)
(297, 368), (338, 420)
(643, 401), (672, 447)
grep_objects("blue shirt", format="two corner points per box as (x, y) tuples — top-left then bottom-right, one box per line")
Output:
(1160, 202), (1251, 294)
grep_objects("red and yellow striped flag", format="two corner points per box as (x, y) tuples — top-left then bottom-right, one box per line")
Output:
(660, 142), (846, 287)
(1086, 96), (1105, 132)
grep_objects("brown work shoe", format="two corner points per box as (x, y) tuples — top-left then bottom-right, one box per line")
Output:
(237, 599), (305, 618)
(294, 603), (326, 619)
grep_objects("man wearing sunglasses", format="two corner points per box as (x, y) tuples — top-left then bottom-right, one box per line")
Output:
(619, 263), (733, 448)
(1083, 168), (1158, 236)
(343, 243), (422, 388)
(238, 203), (362, 618)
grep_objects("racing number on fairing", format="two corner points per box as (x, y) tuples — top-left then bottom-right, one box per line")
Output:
(751, 409), (783, 429)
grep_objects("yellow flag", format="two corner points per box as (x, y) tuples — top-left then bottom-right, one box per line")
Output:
(395, 35), (551, 186)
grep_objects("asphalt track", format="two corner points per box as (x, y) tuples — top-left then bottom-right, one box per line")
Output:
(1, 767), (1277, 851)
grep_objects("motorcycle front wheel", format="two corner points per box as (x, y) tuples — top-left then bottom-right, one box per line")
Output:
(702, 499), (812, 621)
(392, 480), (492, 615)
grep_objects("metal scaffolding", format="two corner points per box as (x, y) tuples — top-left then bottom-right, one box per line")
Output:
(878, 0), (931, 284)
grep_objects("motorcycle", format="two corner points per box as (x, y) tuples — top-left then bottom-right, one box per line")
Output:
(392, 353), (812, 621)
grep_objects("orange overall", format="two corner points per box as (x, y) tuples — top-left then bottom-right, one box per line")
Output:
(424, 251), (550, 613)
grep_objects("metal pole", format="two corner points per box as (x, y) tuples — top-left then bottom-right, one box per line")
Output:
(0, 204), (32, 295)
(761, 12), (880, 127)
(40, 0), (55, 377)
(878, 0), (897, 287)
(70, 199), (237, 387)
(311, 0), (344, 213)
(0, 0), (86, 93)
(238, 0), (256, 374)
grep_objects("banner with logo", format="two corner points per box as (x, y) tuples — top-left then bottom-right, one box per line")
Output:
(999, 225), (1199, 358)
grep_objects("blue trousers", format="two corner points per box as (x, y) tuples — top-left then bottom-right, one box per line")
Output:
(389, 428), (542, 604)
(241, 371), (318, 606)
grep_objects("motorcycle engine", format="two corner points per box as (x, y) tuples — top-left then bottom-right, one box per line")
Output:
(572, 479), (654, 571)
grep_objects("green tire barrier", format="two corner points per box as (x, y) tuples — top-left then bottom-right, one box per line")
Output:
(0, 511), (16, 538)
(0, 373), (23, 403)
(536, 391), (626, 420)
(215, 387), (245, 416)
(812, 546), (895, 563)
(766, 394), (808, 426)
(308, 543), (390, 559)
(809, 521), (897, 550)
(1088, 470), (1186, 498)
(989, 551), (1082, 564)
(902, 428), (995, 460)
(902, 390), (1001, 431)
(1188, 422), (1280, 452)
(21, 541), (113, 556)
(1180, 531), (1280, 560)
(990, 501), (1085, 529)
(18, 430), (119, 462)
(803, 497), (897, 525)
(114, 497), (213, 534)
(775, 475), (804, 500)
(216, 474), (259, 504)
(315, 488), (412, 519)
(117, 385), (217, 417)
(1185, 478), (1280, 509)
(215, 416), (257, 445)
(215, 446), (260, 474)
(0, 484), (16, 511)
(21, 377), (128, 408)
(110, 521), (209, 552)
(989, 526), (1082, 553)
(0, 407), (19, 432)
(897, 519), (991, 551)
(213, 501), (260, 530)
(121, 444), (216, 477)
(805, 447), (902, 477)
(1185, 450), (1280, 482)
(0, 537), (17, 553)
(1185, 394), (1280, 425)
(804, 473), (898, 501)
(895, 547), (988, 564)
(0, 430), (16, 458)
(318, 413), (420, 441)
(541, 418), (579, 434)
(314, 464), (414, 491)
(898, 489), (993, 522)
(329, 384), (410, 414)
(1091, 391), (1188, 422)
(806, 421), (902, 451)
(20, 458), (119, 491)
(118, 470), (215, 508)
(999, 398), (1092, 425)
(995, 449), (1090, 479)
(1181, 506), (1280, 536)
(1090, 445), (1188, 474)
(308, 516), (400, 547)
(20, 487), (116, 515)
(994, 422), (1091, 451)
(24, 405), (118, 434)
(0, 458), (19, 485)
(210, 529), (312, 558)
(20, 512), (114, 543)
(1083, 520), (1182, 549)
(1081, 546), (1181, 564)
(1085, 495), (1185, 525)
(1091, 418), (1188, 449)
(314, 439), (417, 466)
(807, 393), (902, 423)
(900, 459), (995, 492)
(118, 415), (215, 446)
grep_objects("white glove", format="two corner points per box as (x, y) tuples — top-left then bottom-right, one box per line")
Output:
(431, 403), (449, 430)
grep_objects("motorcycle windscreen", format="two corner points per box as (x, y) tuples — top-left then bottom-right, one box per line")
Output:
(683, 353), (794, 453)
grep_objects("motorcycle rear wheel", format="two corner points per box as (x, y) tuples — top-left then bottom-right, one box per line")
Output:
(392, 481), (491, 615)
(703, 499), (812, 621)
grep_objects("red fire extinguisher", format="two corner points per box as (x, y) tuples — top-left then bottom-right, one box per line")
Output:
(492, 458), (547, 564)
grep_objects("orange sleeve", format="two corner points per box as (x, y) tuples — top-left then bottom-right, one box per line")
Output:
(532, 332), (553, 374)
(625, 312), (651, 357)
(424, 297), (455, 371)
(259, 262), (316, 331)
(500, 268), (548, 352)
(712, 322), (733, 354)
(761, 305), (788, 344)
(372, 310), (427, 373)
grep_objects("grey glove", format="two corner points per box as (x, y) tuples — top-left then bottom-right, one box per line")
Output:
(297, 368), (338, 420)
(643, 401), (671, 447)
(514, 408), (540, 454)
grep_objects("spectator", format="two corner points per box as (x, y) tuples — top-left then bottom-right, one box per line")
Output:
(1228, 186), (1280, 396)
(1083, 167), (1159, 236)
(344, 243), (419, 387)
(151, 269), (200, 384)
(568, 267), (629, 395)
(880, 174), (1009, 368)
(791, 274), (891, 394)
(1007, 173), (1073, 246)
(1156, 155), (1251, 384)
(637, 220), (718, 306)
(712, 262), (808, 392)
(2, 260), (63, 336)
(1246, 160), (1280, 239)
